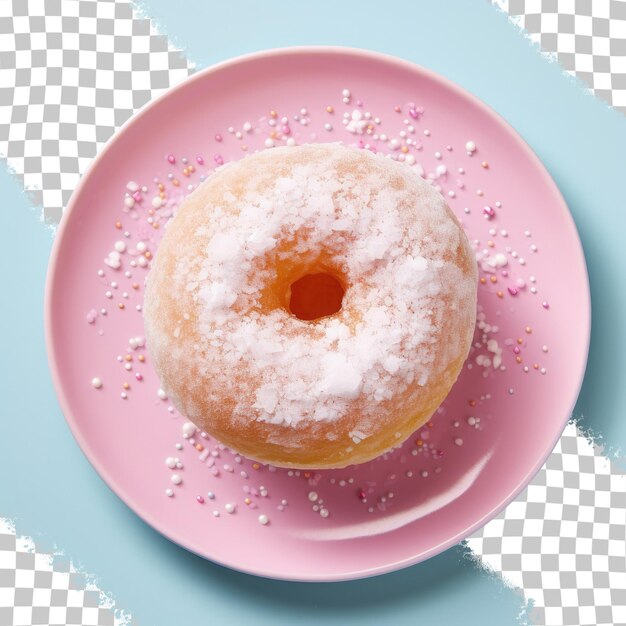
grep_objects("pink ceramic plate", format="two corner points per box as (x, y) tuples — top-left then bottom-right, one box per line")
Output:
(45, 47), (590, 581)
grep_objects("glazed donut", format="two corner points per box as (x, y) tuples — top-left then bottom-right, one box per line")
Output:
(144, 143), (477, 469)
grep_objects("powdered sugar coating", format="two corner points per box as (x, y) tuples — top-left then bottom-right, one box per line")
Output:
(145, 144), (477, 467)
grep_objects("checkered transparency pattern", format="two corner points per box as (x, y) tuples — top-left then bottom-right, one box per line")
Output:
(0, 0), (192, 224)
(0, 519), (129, 626)
(468, 422), (626, 626)
(492, 0), (626, 113)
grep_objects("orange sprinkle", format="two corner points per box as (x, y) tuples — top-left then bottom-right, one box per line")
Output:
(490, 275), (497, 283)
(244, 497), (252, 505)
(132, 282), (139, 290)
(480, 277), (487, 285)
(487, 240), (495, 247)
(401, 146), (409, 153)
(416, 439), (423, 446)
(496, 291), (503, 298)
(469, 399), (477, 407)
(159, 191), (166, 199)
(157, 183), (164, 192)
(115, 221), (122, 229)
(533, 363), (539, 370)
(326, 105), (334, 113)
(123, 382), (130, 390)
(427, 421), (433, 428)
(137, 354), (145, 362)
(172, 179), (180, 187)
(270, 110), (278, 118)
(481, 161), (489, 168)
(270, 130), (277, 139)
(516, 356), (522, 364)
(148, 209), (155, 216)
(118, 302), (125, 309)
(152, 223), (160, 229)
(525, 326), (532, 334)
(182, 168), (189, 177)
(145, 251), (152, 259)
(125, 354), (132, 361)
(303, 472), (311, 478)
(189, 165), (195, 173)
(517, 338), (523, 345)
(252, 463), (260, 470)
(195, 443), (204, 451)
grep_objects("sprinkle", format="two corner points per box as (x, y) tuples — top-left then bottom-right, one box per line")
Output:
(196, 496), (205, 504)
(481, 161), (489, 168)
(91, 377), (102, 389)
(167, 154), (175, 164)
(165, 489), (174, 497)
(170, 474), (182, 485)
(542, 301), (550, 309)
(157, 388), (167, 400)
(258, 514), (269, 525)
(308, 491), (318, 502)
(525, 326), (532, 334)
(465, 140), (476, 153)
(319, 508), (329, 518)
(182, 422), (196, 438)
(120, 392), (128, 399)
(122, 382), (130, 390)
(508, 286), (519, 296)
(454, 437), (464, 446)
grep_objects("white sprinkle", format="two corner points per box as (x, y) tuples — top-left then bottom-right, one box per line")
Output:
(308, 491), (318, 502)
(157, 388), (168, 400)
(165, 457), (177, 469)
(467, 416), (476, 426)
(170, 474), (182, 485)
(319, 508), (329, 518)
(258, 514), (269, 525)
(126, 181), (139, 192)
(136, 241), (147, 253)
(454, 437), (464, 446)
(264, 138), (274, 148)
(224, 503), (236, 514)
(182, 422), (196, 438)
(341, 88), (350, 97)
(124, 196), (135, 209)
(151, 196), (163, 208)
(137, 256), (148, 268)
(165, 488), (174, 497)
(91, 377), (102, 389)
(114, 240), (126, 253)
(465, 140), (476, 153)
(242, 121), (252, 133)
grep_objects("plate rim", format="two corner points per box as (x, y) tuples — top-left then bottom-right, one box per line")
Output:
(44, 45), (591, 581)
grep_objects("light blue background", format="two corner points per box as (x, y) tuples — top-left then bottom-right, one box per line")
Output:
(2, 1), (625, 624)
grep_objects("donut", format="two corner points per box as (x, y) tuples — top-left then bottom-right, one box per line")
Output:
(144, 143), (477, 469)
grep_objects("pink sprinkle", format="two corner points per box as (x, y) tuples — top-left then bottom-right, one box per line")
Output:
(542, 301), (550, 309)
(356, 99), (363, 107)
(214, 134), (223, 142)
(483, 205), (495, 218)
(196, 496), (205, 504)
(358, 490), (367, 500)
(358, 139), (365, 149)
(501, 270), (509, 277)
(281, 125), (291, 135)
(214, 154), (224, 165)
(408, 107), (419, 119)
(135, 372), (143, 381)
(167, 154), (176, 164)
(86, 309), (98, 324)
(132, 191), (142, 202)
(513, 346), (521, 354)
(394, 105), (401, 113)
(196, 156), (204, 165)
(507, 286), (519, 296)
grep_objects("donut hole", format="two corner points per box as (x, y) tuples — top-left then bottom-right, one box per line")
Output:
(289, 272), (345, 321)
